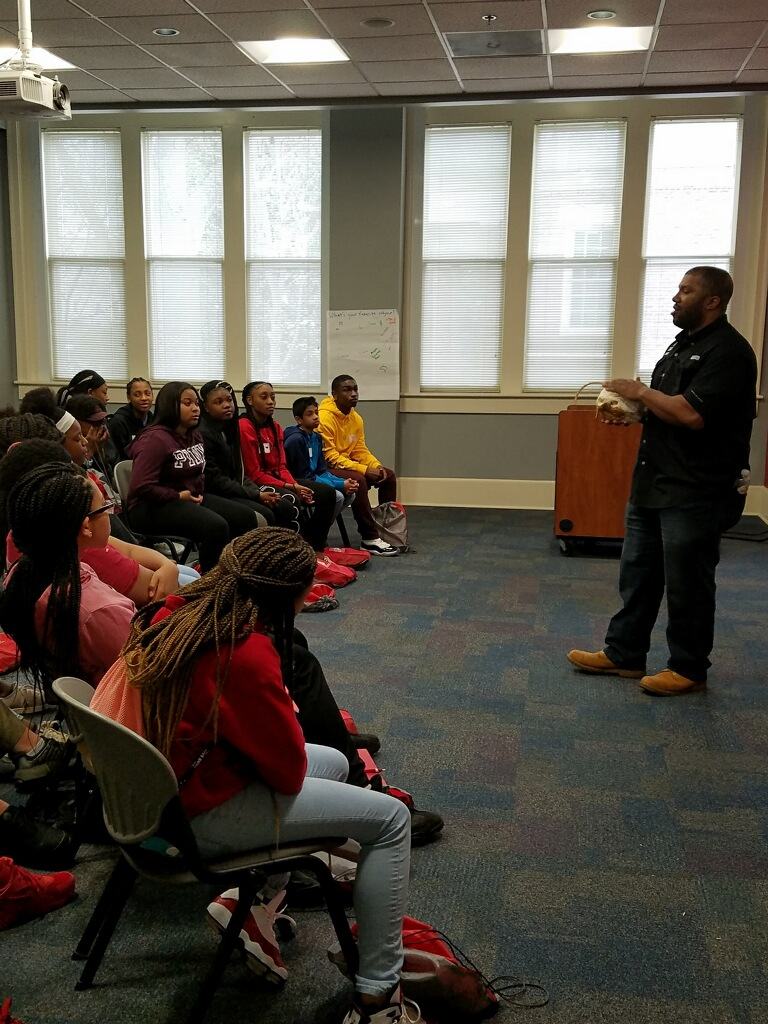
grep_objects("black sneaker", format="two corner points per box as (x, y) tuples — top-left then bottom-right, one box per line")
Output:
(12, 725), (71, 785)
(409, 809), (444, 847)
(351, 733), (381, 755)
(0, 805), (76, 870)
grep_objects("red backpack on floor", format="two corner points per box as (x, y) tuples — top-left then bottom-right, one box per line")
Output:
(301, 583), (339, 612)
(324, 546), (370, 569)
(315, 557), (356, 589)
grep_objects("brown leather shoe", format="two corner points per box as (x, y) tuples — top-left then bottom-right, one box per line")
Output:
(566, 649), (645, 679)
(640, 670), (706, 695)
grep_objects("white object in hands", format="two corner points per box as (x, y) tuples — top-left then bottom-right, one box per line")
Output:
(595, 387), (644, 425)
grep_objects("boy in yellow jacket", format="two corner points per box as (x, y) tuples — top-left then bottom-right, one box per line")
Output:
(317, 375), (398, 555)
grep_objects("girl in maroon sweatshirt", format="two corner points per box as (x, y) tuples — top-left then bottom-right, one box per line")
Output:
(127, 382), (259, 571)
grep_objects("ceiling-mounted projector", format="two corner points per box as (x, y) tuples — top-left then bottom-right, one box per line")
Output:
(0, 0), (72, 120)
(0, 68), (71, 119)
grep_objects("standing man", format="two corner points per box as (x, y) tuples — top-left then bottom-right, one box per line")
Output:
(318, 375), (399, 555)
(567, 266), (757, 695)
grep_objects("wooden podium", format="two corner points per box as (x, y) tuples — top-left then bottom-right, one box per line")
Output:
(554, 405), (642, 554)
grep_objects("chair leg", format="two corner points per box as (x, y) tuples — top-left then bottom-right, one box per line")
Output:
(336, 513), (351, 548)
(74, 856), (137, 989)
(302, 855), (359, 978)
(184, 874), (263, 1024)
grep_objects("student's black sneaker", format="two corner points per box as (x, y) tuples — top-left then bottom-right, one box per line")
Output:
(351, 733), (381, 755)
(12, 725), (71, 785)
(361, 538), (398, 556)
(0, 805), (75, 870)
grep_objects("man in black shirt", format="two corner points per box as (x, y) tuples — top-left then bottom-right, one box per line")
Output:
(567, 266), (757, 695)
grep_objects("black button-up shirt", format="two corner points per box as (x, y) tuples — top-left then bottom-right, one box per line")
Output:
(631, 316), (757, 508)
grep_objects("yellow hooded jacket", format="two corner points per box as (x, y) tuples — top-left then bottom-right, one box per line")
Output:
(317, 395), (382, 475)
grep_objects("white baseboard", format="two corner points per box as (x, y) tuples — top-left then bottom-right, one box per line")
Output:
(399, 477), (768, 524)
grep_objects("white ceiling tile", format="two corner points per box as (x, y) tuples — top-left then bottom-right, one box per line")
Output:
(736, 68), (768, 82)
(357, 57), (456, 81)
(655, 22), (766, 50)
(0, 0), (88, 17)
(317, 5), (435, 38)
(57, 68), (119, 89)
(429, 2), (544, 33)
(291, 82), (378, 96)
(141, 42), (253, 67)
(173, 64), (278, 86)
(77, 0), (191, 14)
(452, 55), (548, 79)
(71, 90), (135, 106)
(646, 48), (751, 73)
(463, 76), (551, 92)
(374, 79), (462, 94)
(743, 47), (768, 70)
(661, 0), (768, 24)
(553, 74), (645, 89)
(642, 70), (738, 85)
(54, 45), (166, 69)
(340, 33), (445, 60)
(100, 67), (200, 88)
(545, 0), (662, 30)
(550, 53), (647, 76)
(122, 87), (213, 100)
(205, 85), (295, 99)
(206, 10), (329, 39)
(100, 14), (227, 45)
(197, 0), (305, 9)
(312, 0), (425, 7)
(272, 62), (368, 84)
(19, 18), (124, 47)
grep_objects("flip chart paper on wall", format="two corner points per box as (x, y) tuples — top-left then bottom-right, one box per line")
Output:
(326, 309), (399, 401)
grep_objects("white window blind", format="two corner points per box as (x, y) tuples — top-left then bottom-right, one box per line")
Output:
(524, 120), (626, 392)
(421, 124), (511, 390)
(141, 130), (225, 381)
(41, 130), (127, 379)
(637, 118), (740, 381)
(245, 129), (322, 387)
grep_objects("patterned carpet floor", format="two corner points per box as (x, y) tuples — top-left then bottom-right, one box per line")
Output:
(3, 507), (768, 1024)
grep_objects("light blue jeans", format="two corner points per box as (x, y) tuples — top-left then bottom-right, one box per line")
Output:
(191, 743), (410, 996)
(177, 564), (200, 587)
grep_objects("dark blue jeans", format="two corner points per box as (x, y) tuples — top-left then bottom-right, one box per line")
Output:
(604, 494), (744, 682)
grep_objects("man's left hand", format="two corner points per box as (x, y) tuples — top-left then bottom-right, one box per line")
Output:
(603, 378), (648, 401)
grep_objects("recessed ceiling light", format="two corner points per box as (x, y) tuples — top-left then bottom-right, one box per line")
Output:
(548, 25), (653, 54)
(361, 17), (395, 29)
(239, 38), (348, 64)
(587, 10), (617, 20)
(0, 45), (74, 68)
(482, 14), (497, 22)
(153, 27), (180, 37)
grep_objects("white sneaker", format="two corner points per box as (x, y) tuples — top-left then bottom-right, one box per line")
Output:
(342, 987), (422, 1024)
(206, 888), (296, 984)
(0, 678), (45, 714)
(361, 538), (398, 556)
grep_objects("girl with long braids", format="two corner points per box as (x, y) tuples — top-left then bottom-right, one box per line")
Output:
(239, 381), (338, 558)
(0, 463), (136, 689)
(104, 527), (415, 1024)
(127, 381), (263, 572)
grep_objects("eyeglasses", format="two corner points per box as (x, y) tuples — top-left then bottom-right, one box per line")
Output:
(89, 499), (116, 518)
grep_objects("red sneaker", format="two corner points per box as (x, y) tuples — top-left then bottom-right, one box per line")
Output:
(206, 888), (295, 984)
(0, 856), (76, 931)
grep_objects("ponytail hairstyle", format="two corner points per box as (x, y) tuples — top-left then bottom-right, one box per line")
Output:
(55, 369), (106, 406)
(122, 527), (316, 757)
(200, 379), (241, 452)
(0, 438), (75, 540)
(0, 462), (94, 687)
(241, 381), (277, 474)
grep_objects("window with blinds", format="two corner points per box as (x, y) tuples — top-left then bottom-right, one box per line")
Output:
(141, 130), (225, 381)
(636, 118), (741, 381)
(244, 129), (322, 387)
(41, 131), (127, 380)
(524, 120), (626, 392)
(420, 124), (511, 391)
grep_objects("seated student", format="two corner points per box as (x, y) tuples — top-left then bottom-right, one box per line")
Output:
(0, 440), (199, 604)
(104, 528), (416, 1021)
(0, 462), (136, 689)
(109, 377), (154, 461)
(0, 702), (73, 867)
(239, 381), (336, 558)
(65, 394), (119, 486)
(55, 369), (109, 407)
(318, 376), (399, 556)
(284, 396), (358, 521)
(198, 380), (297, 531)
(128, 382), (261, 572)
